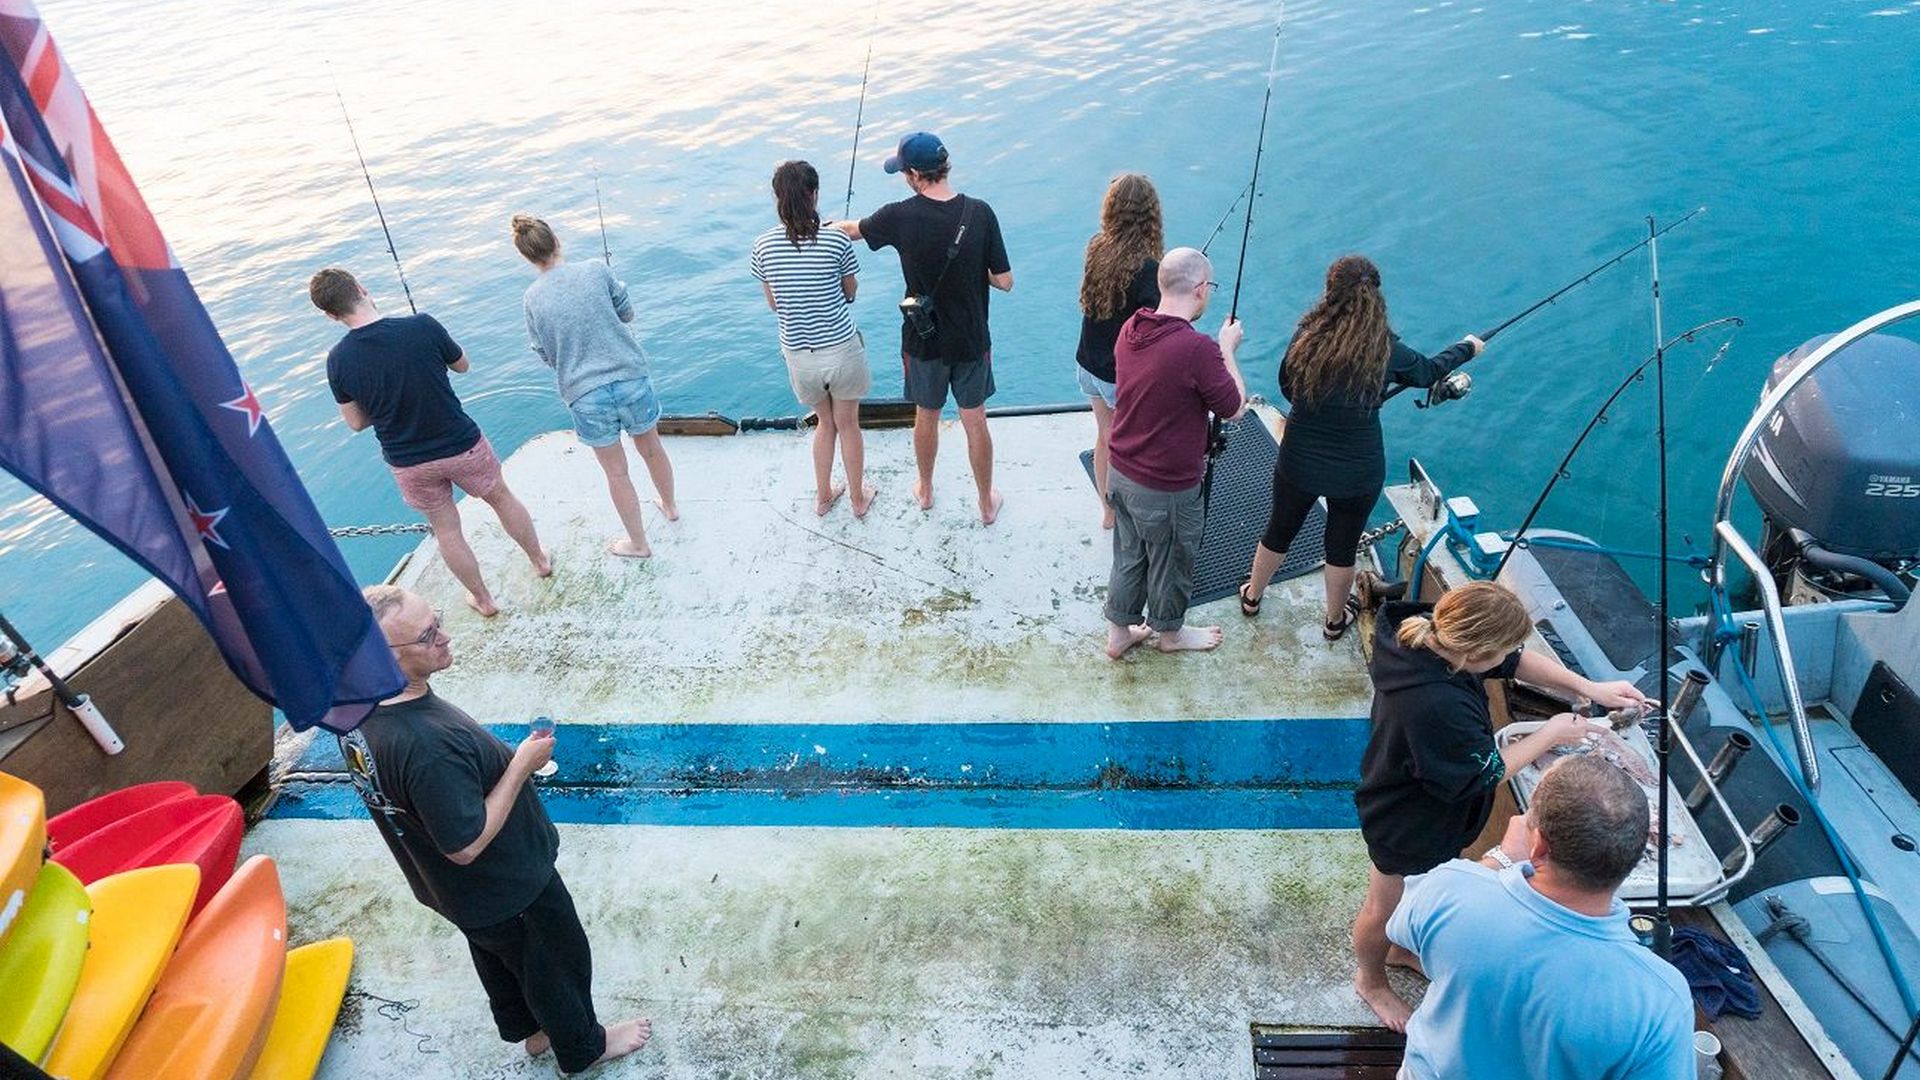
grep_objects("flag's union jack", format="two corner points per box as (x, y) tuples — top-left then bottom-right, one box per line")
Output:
(0, 0), (403, 730)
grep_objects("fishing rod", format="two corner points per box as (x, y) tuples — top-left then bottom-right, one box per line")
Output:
(1382, 207), (1706, 404)
(1199, 179), (1254, 257)
(327, 65), (415, 314)
(1227, 9), (1284, 323)
(1648, 215), (1675, 961)
(843, 10), (877, 220)
(1492, 315), (1743, 580)
(1203, 5), (1285, 511)
(592, 169), (612, 266)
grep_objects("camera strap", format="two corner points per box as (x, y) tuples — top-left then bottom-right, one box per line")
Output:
(924, 195), (973, 298)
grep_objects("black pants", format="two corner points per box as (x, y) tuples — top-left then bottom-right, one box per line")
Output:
(1261, 467), (1376, 569)
(461, 872), (606, 1073)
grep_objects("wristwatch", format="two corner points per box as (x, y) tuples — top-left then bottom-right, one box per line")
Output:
(1483, 846), (1516, 869)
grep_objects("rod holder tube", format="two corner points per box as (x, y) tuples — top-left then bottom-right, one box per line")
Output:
(1669, 669), (1712, 729)
(1738, 620), (1761, 675)
(1685, 730), (1753, 811)
(1723, 803), (1801, 874)
(68, 693), (124, 756)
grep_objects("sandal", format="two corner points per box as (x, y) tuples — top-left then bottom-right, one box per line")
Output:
(1239, 580), (1262, 618)
(1323, 595), (1362, 641)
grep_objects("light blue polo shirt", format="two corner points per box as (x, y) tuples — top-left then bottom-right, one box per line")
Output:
(1388, 860), (1693, 1079)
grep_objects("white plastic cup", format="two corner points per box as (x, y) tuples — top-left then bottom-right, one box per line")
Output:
(1693, 1030), (1723, 1080)
(529, 714), (558, 778)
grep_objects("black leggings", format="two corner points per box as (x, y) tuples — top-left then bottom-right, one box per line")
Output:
(1260, 468), (1377, 569)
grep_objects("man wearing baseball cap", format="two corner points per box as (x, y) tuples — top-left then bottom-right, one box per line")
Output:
(838, 131), (1013, 524)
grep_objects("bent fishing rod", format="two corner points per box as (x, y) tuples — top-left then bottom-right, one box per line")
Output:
(1492, 314), (1743, 580)
(1383, 206), (1706, 403)
(843, 10), (877, 219)
(592, 169), (612, 265)
(328, 65), (415, 314)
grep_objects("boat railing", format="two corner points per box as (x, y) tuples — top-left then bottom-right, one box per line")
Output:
(1713, 521), (1821, 794)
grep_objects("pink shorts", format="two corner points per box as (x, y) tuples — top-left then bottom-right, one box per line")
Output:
(390, 436), (503, 512)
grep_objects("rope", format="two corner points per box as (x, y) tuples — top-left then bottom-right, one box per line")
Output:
(346, 988), (440, 1055)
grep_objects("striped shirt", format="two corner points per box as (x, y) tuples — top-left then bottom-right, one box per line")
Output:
(749, 225), (859, 350)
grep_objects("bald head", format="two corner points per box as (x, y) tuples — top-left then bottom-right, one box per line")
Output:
(1158, 247), (1210, 295)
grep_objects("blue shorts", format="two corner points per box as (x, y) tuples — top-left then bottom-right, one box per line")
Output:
(568, 377), (661, 448)
(1076, 364), (1117, 408)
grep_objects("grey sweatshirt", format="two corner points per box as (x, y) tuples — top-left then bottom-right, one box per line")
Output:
(522, 260), (651, 405)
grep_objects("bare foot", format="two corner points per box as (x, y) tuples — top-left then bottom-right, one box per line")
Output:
(1356, 974), (1413, 1032)
(1386, 944), (1426, 978)
(465, 592), (499, 618)
(525, 1031), (550, 1057)
(1105, 623), (1153, 660)
(851, 484), (878, 519)
(1101, 506), (1116, 530)
(607, 538), (652, 559)
(530, 550), (554, 578)
(980, 489), (1004, 525)
(913, 479), (933, 511)
(816, 481), (846, 517)
(655, 498), (680, 522)
(579, 1017), (652, 1071)
(1155, 625), (1223, 653)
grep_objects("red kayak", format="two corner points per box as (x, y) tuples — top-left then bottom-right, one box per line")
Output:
(46, 780), (197, 853)
(51, 794), (244, 914)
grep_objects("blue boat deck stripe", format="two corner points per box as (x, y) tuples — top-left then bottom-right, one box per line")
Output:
(273, 718), (1371, 831)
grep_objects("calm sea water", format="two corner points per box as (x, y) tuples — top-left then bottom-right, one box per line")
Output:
(5, 0), (1917, 648)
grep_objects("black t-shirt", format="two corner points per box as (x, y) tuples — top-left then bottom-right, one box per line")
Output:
(1075, 258), (1161, 384)
(1354, 602), (1523, 876)
(860, 193), (1010, 364)
(327, 314), (483, 467)
(1277, 332), (1474, 499)
(338, 691), (559, 929)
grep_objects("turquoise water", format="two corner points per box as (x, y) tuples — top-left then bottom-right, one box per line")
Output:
(5, 0), (1917, 647)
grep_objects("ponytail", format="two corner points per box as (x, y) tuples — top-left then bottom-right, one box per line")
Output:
(1398, 581), (1531, 667)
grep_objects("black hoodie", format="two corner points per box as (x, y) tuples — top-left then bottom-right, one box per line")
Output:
(1353, 601), (1522, 875)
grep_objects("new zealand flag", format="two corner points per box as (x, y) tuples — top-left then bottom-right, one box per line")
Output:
(0, 1), (402, 731)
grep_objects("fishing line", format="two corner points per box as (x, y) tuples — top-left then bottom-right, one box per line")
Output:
(592, 168), (612, 265)
(327, 64), (415, 314)
(1199, 178), (1254, 258)
(1382, 207), (1706, 403)
(843, 7), (878, 220)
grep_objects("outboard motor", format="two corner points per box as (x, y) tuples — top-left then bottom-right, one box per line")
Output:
(1743, 333), (1919, 607)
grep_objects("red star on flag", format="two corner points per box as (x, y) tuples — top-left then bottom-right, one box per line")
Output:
(220, 383), (266, 436)
(184, 493), (231, 549)
(208, 580), (228, 597)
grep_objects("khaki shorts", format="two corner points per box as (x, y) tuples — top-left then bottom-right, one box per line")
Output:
(782, 332), (870, 407)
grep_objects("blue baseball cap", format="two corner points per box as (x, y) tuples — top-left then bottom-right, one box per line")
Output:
(883, 131), (948, 175)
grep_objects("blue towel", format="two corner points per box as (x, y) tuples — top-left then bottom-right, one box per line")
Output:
(1670, 927), (1762, 1020)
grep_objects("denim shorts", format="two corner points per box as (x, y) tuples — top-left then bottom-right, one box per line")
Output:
(568, 376), (661, 448)
(1076, 364), (1117, 408)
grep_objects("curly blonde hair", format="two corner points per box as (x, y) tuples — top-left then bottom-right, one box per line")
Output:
(1079, 174), (1164, 321)
(1397, 581), (1531, 667)
(1286, 254), (1393, 407)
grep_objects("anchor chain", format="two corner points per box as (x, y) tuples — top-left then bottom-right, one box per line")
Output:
(1356, 517), (1405, 551)
(327, 522), (431, 538)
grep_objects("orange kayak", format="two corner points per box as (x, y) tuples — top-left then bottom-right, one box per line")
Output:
(105, 855), (286, 1080)
(0, 771), (46, 950)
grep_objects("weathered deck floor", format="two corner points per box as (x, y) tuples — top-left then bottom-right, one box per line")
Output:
(264, 410), (1389, 1078)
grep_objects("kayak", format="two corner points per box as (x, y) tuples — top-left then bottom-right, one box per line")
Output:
(51, 794), (243, 915)
(243, 937), (354, 1080)
(0, 861), (91, 1062)
(105, 854), (286, 1080)
(0, 771), (46, 949)
(46, 781), (196, 854)
(41, 864), (200, 1080)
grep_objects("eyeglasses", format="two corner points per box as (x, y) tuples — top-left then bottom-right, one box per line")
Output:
(388, 610), (445, 649)
(1200, 280), (1219, 291)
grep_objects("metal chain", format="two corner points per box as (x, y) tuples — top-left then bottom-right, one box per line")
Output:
(327, 522), (431, 538)
(1356, 517), (1406, 551)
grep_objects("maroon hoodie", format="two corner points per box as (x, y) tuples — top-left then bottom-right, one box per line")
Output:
(1108, 308), (1244, 491)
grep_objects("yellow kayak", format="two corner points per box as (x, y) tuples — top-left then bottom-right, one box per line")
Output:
(243, 937), (354, 1080)
(0, 771), (46, 949)
(42, 864), (200, 1080)
(0, 860), (91, 1061)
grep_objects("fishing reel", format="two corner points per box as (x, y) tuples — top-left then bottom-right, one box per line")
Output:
(1416, 370), (1473, 409)
(1206, 415), (1230, 459)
